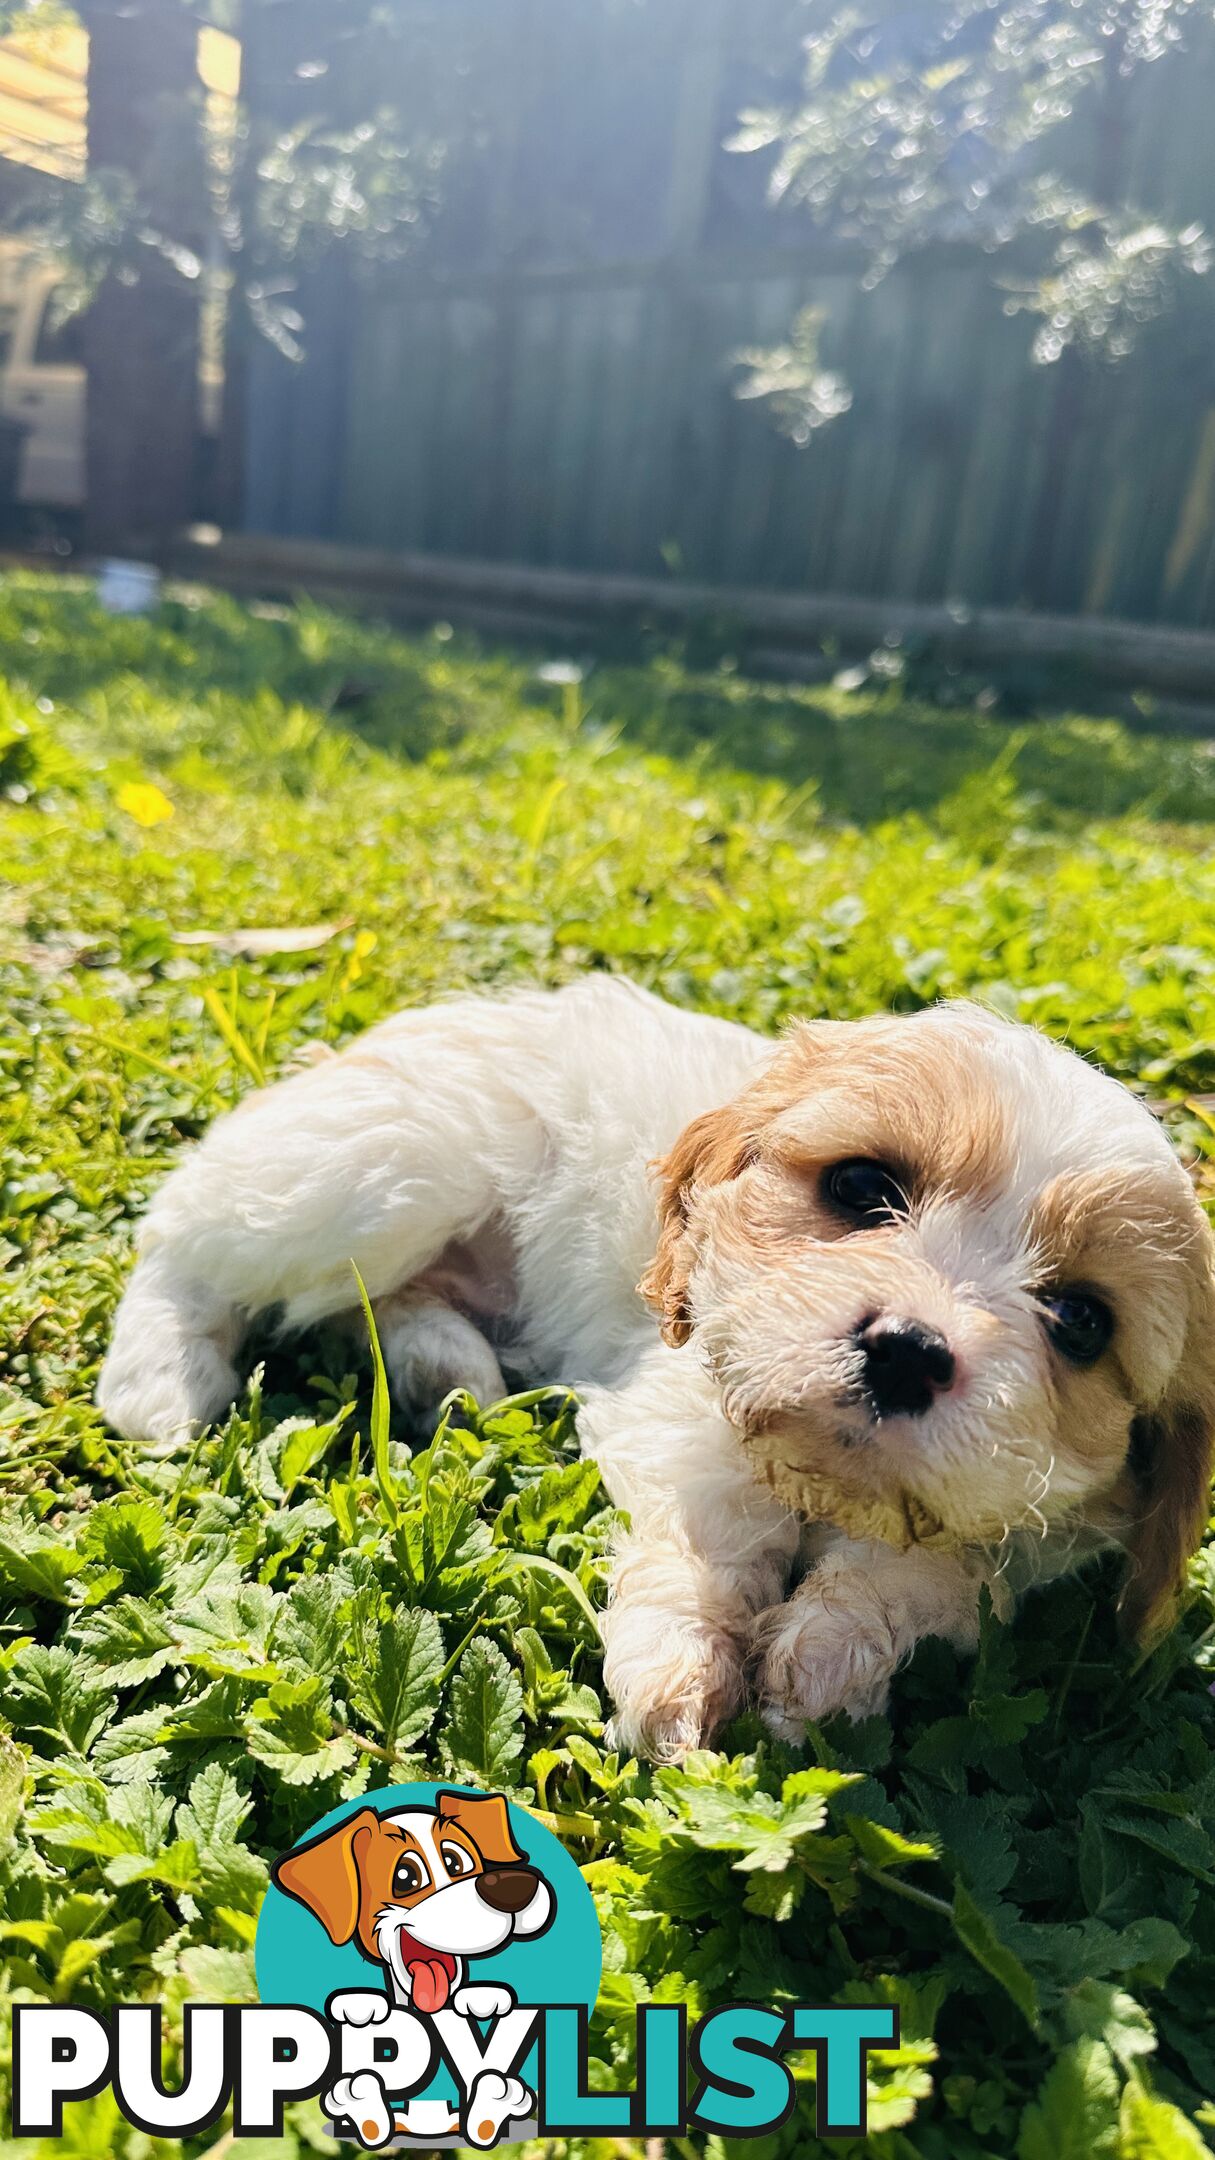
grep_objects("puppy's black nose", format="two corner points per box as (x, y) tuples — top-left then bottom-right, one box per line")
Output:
(475, 1865), (539, 1914)
(857, 1316), (956, 1418)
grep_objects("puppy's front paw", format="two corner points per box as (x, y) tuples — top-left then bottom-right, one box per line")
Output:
(754, 1581), (897, 1740)
(463, 2069), (533, 2148)
(326, 2070), (394, 2150)
(453, 1981), (516, 2021)
(603, 1609), (745, 1763)
(327, 1988), (392, 2026)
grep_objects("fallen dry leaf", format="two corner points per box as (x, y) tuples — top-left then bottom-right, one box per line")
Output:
(173, 920), (350, 957)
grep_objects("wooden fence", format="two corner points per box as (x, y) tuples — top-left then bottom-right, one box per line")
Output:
(240, 0), (1215, 627)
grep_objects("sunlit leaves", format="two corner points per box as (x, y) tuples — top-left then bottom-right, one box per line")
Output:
(734, 0), (1215, 412)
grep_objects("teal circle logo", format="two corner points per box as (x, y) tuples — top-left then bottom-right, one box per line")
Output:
(254, 1781), (601, 2146)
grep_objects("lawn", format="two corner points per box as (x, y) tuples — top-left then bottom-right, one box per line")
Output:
(4, 570), (1215, 2159)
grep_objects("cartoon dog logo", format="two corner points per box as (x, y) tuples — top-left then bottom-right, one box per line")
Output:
(272, 1789), (554, 2147)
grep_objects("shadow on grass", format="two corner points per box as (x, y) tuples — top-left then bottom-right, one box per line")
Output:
(5, 572), (1215, 829)
(588, 660), (1215, 828)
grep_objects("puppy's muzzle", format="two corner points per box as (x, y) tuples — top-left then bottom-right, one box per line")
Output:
(856, 1315), (956, 1419)
(476, 1865), (539, 1914)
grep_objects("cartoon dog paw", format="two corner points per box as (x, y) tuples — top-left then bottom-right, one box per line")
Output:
(326, 2070), (394, 2150)
(327, 1988), (391, 2027)
(452, 1981), (517, 2021)
(463, 2069), (534, 2148)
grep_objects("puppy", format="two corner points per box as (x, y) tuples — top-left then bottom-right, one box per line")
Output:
(98, 979), (1215, 1759)
(273, 1790), (549, 2146)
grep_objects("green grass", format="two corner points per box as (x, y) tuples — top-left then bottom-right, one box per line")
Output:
(3, 571), (1215, 2158)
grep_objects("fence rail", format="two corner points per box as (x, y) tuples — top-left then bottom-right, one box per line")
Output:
(169, 530), (1215, 717)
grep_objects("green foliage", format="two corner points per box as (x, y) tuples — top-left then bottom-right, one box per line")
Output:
(0, 0), (447, 360)
(734, 0), (1215, 432)
(3, 572), (1215, 2155)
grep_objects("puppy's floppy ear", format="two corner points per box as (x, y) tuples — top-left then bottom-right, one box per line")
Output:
(638, 1102), (755, 1347)
(272, 1806), (379, 1944)
(437, 1790), (523, 1866)
(1119, 1377), (1215, 1644)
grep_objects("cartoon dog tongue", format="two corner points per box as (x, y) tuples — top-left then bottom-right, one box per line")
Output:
(401, 1935), (457, 2012)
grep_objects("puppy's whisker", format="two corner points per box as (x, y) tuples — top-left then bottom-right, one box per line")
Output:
(991, 1540), (1014, 1580)
(1025, 1455), (1055, 1509)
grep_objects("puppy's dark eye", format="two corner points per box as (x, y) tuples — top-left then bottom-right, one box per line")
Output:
(440, 1841), (475, 1879)
(392, 1853), (429, 1897)
(1042, 1291), (1114, 1365)
(822, 1158), (907, 1226)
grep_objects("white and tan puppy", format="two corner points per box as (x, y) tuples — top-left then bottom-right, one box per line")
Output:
(98, 978), (1215, 1759)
